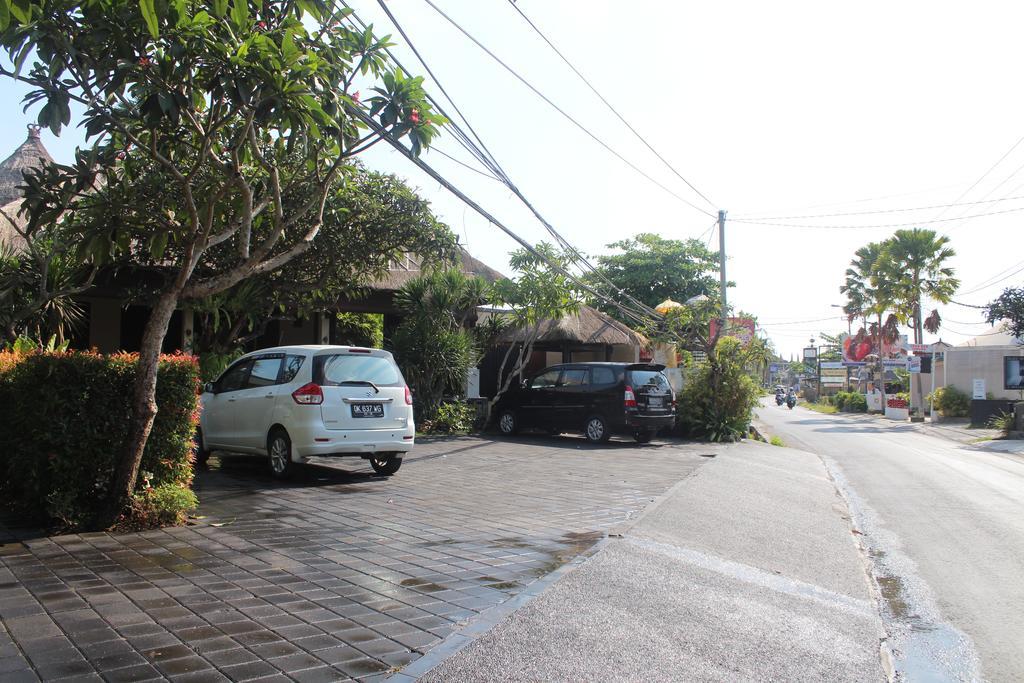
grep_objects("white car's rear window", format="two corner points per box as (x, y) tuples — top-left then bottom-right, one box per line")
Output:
(314, 354), (402, 387)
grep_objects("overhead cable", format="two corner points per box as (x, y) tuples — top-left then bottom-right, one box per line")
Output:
(729, 205), (1024, 230)
(929, 132), (1024, 223)
(731, 194), (1024, 222)
(345, 106), (666, 331)
(364, 0), (666, 322)
(416, 0), (717, 218)
(506, 0), (717, 210)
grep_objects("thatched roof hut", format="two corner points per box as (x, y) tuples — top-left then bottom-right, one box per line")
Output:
(371, 248), (505, 291)
(496, 305), (648, 347)
(0, 125), (52, 207)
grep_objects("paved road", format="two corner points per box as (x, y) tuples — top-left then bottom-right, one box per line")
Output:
(757, 399), (1024, 682)
(419, 441), (883, 682)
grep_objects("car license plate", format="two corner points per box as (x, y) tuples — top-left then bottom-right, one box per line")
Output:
(351, 403), (384, 418)
(648, 397), (663, 407)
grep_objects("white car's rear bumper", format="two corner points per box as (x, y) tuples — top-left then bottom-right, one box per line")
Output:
(289, 424), (415, 459)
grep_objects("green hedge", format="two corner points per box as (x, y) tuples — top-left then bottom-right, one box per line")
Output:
(834, 391), (868, 413)
(0, 351), (200, 530)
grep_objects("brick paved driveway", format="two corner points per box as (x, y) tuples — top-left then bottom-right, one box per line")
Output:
(0, 435), (705, 681)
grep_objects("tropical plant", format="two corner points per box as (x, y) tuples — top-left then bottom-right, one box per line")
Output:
(677, 336), (762, 442)
(1, 0), (446, 524)
(334, 313), (384, 348)
(392, 270), (488, 420)
(876, 229), (959, 414)
(585, 233), (724, 321)
(876, 229), (959, 344)
(987, 411), (1015, 437)
(986, 286), (1024, 342)
(488, 243), (584, 408)
(927, 385), (970, 418)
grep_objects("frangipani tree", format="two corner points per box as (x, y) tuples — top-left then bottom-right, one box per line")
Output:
(1, 0), (445, 523)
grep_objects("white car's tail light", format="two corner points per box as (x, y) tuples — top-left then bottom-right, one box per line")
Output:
(405, 386), (413, 405)
(292, 382), (324, 405)
(624, 385), (637, 408)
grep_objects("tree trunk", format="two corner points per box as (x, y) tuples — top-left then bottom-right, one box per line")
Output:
(99, 288), (181, 527)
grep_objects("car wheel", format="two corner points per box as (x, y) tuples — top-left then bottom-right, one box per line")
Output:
(267, 428), (295, 479)
(634, 430), (654, 444)
(194, 427), (211, 466)
(498, 410), (518, 435)
(370, 453), (402, 476)
(584, 414), (611, 444)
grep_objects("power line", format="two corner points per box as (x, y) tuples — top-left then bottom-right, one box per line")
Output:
(505, 0), (717, 210)
(958, 261), (1024, 296)
(430, 146), (503, 181)
(416, 0), (717, 218)
(759, 315), (845, 326)
(735, 181), (970, 219)
(729, 205), (1024, 230)
(346, 104), (666, 331)
(365, 0), (665, 323)
(930, 132), (1024, 223)
(731, 194), (1024, 221)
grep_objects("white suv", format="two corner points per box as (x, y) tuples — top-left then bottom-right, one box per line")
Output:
(196, 345), (414, 478)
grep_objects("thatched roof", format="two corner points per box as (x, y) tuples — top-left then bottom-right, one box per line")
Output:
(371, 247), (506, 290)
(0, 126), (52, 207)
(493, 305), (648, 347)
(0, 198), (28, 252)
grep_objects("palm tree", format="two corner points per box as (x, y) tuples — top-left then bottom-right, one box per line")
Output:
(876, 228), (959, 416)
(840, 242), (884, 330)
(877, 229), (959, 345)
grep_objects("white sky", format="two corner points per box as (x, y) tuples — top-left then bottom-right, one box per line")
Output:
(3, 0), (1021, 358)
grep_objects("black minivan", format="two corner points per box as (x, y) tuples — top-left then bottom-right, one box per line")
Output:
(494, 362), (675, 443)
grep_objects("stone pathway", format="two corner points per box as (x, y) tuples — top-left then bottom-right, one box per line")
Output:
(0, 435), (704, 681)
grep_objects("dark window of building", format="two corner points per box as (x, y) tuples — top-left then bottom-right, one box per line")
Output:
(1005, 356), (1024, 390)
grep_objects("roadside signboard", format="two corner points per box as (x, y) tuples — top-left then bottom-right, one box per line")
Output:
(973, 379), (986, 399)
(820, 361), (847, 385)
(906, 356), (922, 373)
(769, 363), (780, 374)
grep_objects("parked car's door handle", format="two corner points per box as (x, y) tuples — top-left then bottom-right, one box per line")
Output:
(264, 393), (274, 399)
(227, 397), (237, 402)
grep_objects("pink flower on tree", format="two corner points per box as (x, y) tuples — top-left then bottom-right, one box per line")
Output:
(409, 108), (421, 125)
(137, 56), (152, 68)
(351, 91), (360, 104)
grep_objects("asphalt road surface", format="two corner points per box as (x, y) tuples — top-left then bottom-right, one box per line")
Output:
(757, 399), (1024, 682)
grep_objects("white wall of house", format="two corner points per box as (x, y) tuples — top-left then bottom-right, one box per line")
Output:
(940, 347), (1024, 399)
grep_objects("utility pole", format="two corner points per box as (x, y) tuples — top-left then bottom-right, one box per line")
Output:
(718, 209), (727, 325)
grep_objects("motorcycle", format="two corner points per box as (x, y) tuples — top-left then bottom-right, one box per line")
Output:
(786, 395), (796, 409)
(775, 393), (785, 406)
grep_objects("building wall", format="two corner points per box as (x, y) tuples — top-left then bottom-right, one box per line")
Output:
(610, 344), (640, 362)
(943, 347), (1024, 399)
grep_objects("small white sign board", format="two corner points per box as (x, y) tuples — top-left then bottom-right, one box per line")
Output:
(972, 378), (986, 400)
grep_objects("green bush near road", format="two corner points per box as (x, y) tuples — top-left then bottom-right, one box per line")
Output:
(420, 401), (477, 435)
(678, 337), (761, 442)
(834, 391), (868, 412)
(0, 351), (200, 531)
(928, 385), (970, 418)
